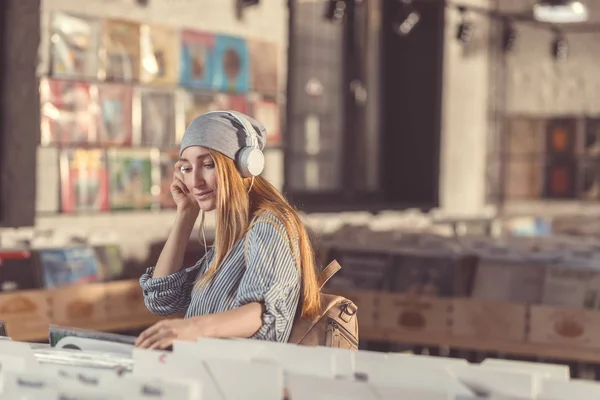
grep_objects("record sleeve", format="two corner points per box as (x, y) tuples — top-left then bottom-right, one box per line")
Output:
(59, 149), (109, 213)
(182, 90), (218, 128)
(179, 29), (215, 89)
(97, 83), (133, 146)
(158, 149), (180, 209)
(213, 93), (248, 114)
(139, 24), (178, 85)
(36, 247), (100, 289)
(250, 98), (280, 145)
(248, 39), (279, 95)
(139, 88), (176, 147)
(40, 78), (96, 146)
(101, 19), (141, 82)
(212, 34), (250, 93)
(107, 148), (157, 210)
(49, 12), (100, 80)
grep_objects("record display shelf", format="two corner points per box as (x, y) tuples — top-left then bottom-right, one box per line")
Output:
(337, 289), (600, 364)
(0, 279), (169, 342)
(4, 283), (600, 364)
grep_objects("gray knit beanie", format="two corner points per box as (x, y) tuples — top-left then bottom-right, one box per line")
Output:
(179, 111), (267, 160)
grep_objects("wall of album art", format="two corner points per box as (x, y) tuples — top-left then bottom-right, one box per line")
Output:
(500, 115), (600, 202)
(38, 11), (281, 215)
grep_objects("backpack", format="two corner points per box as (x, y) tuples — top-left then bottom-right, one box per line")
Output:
(288, 260), (359, 350)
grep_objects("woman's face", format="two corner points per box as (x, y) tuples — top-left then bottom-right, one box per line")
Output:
(179, 146), (218, 211)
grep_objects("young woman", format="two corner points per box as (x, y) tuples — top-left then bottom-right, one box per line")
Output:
(135, 110), (321, 350)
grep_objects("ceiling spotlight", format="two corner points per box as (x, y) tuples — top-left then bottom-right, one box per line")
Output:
(324, 0), (347, 23)
(533, 0), (588, 24)
(456, 8), (472, 44)
(551, 32), (569, 60)
(393, 0), (421, 36)
(502, 20), (517, 52)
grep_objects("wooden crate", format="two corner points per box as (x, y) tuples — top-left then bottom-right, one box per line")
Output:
(452, 298), (527, 342)
(0, 289), (50, 340)
(376, 293), (451, 335)
(528, 305), (600, 349)
(49, 283), (107, 325)
(104, 279), (151, 319)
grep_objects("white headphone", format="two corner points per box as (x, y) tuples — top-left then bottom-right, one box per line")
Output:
(202, 110), (265, 178)
(228, 110), (265, 178)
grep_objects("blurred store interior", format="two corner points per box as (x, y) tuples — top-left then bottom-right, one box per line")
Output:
(3, 0), (600, 386)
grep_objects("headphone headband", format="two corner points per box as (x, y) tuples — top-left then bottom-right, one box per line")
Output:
(199, 110), (265, 178)
(227, 110), (260, 150)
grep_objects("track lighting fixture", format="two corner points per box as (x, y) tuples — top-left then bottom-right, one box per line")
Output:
(551, 31), (569, 60)
(324, 0), (347, 23)
(456, 7), (472, 44)
(502, 20), (517, 52)
(393, 0), (421, 36)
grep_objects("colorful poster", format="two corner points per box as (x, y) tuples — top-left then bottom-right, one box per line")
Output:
(97, 83), (133, 146)
(59, 149), (109, 213)
(40, 78), (95, 146)
(50, 12), (100, 80)
(179, 30), (215, 89)
(545, 118), (577, 158)
(140, 88), (176, 147)
(213, 93), (248, 114)
(248, 40), (279, 95)
(139, 24), (178, 85)
(182, 90), (218, 129)
(108, 149), (156, 210)
(38, 247), (100, 289)
(212, 34), (250, 93)
(159, 149), (179, 209)
(250, 98), (280, 145)
(101, 19), (140, 82)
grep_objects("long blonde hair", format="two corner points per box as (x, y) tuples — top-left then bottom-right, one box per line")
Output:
(195, 149), (321, 319)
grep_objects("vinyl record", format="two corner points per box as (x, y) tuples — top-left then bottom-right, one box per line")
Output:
(212, 34), (250, 93)
(50, 12), (100, 80)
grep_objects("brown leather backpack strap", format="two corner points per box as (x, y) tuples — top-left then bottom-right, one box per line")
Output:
(318, 260), (341, 290)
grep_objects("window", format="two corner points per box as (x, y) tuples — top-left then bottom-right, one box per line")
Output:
(285, 0), (444, 212)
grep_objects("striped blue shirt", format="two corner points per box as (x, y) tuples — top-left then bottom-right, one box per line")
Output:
(139, 213), (301, 342)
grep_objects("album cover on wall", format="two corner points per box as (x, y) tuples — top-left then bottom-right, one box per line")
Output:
(213, 93), (248, 114)
(584, 117), (600, 158)
(107, 148), (156, 210)
(101, 19), (140, 82)
(159, 149), (179, 209)
(248, 40), (279, 95)
(97, 83), (133, 146)
(179, 29), (215, 89)
(504, 160), (543, 200)
(543, 160), (578, 199)
(40, 78), (96, 146)
(250, 98), (280, 145)
(545, 117), (577, 158)
(139, 88), (176, 147)
(212, 34), (250, 93)
(50, 12), (100, 80)
(59, 149), (110, 213)
(580, 161), (600, 200)
(139, 24), (178, 85)
(506, 116), (544, 156)
(182, 90), (218, 129)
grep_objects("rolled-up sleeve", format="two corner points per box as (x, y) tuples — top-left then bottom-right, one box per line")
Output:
(234, 217), (301, 342)
(139, 258), (205, 316)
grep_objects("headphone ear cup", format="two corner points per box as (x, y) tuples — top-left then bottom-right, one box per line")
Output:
(238, 146), (265, 178)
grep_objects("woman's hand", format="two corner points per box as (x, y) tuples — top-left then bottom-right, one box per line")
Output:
(171, 161), (200, 215)
(135, 318), (209, 350)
